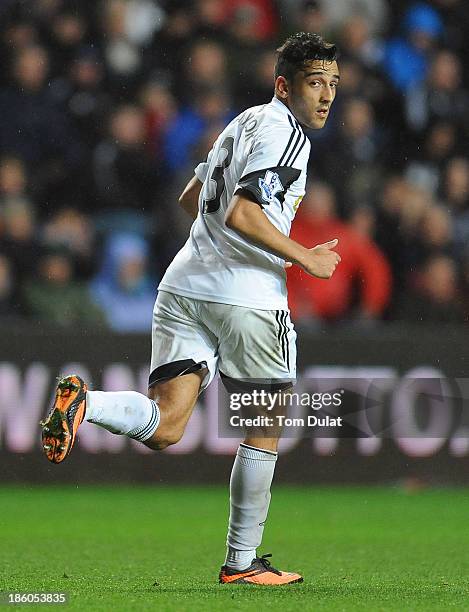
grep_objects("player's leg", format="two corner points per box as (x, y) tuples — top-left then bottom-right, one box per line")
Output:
(220, 387), (300, 585)
(85, 366), (207, 449)
(142, 291), (217, 450)
(41, 291), (217, 463)
(143, 369), (205, 450)
(200, 303), (301, 584)
(221, 435), (302, 584)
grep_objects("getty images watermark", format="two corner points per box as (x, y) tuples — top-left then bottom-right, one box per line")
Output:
(229, 389), (344, 428)
(217, 377), (469, 439)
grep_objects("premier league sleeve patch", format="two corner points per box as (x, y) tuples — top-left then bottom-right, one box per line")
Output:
(235, 166), (301, 211)
(258, 170), (284, 206)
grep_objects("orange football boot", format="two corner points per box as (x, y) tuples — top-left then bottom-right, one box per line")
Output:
(219, 554), (303, 585)
(40, 375), (87, 464)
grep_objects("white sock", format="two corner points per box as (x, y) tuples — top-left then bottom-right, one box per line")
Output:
(85, 391), (160, 442)
(225, 443), (278, 570)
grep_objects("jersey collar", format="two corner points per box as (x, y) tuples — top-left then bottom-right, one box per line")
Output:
(271, 96), (302, 128)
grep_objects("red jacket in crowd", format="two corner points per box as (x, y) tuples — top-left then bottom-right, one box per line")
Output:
(287, 214), (392, 321)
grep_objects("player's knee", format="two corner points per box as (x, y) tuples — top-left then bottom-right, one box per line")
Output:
(144, 425), (184, 451)
(145, 386), (196, 451)
(158, 428), (184, 449)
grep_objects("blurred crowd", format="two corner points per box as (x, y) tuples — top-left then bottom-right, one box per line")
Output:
(0, 0), (468, 330)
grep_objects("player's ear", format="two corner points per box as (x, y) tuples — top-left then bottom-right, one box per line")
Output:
(275, 76), (289, 100)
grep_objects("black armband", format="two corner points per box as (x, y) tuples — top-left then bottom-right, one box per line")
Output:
(235, 166), (300, 211)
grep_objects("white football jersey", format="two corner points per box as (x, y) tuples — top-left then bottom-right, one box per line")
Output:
(159, 97), (311, 310)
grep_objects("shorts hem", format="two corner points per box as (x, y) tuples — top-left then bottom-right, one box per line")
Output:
(148, 359), (207, 388)
(219, 371), (295, 393)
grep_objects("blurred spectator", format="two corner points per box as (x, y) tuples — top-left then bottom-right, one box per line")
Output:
(0, 44), (83, 213)
(1, 198), (38, 269)
(164, 87), (233, 173)
(443, 158), (469, 254)
(46, 9), (89, 77)
(184, 39), (229, 102)
(431, 0), (469, 82)
(51, 47), (110, 150)
(0, 19), (39, 87)
(100, 0), (164, 93)
(226, 1), (277, 110)
(146, 3), (196, 82)
(389, 180), (431, 234)
(382, 3), (443, 92)
(227, 0), (278, 43)
(319, 57), (392, 142)
(405, 50), (469, 135)
(442, 157), (469, 213)
(90, 233), (156, 332)
(395, 254), (465, 322)
(288, 1), (326, 36)
(460, 252), (469, 316)
(192, 0), (277, 41)
(376, 175), (411, 286)
(195, 0), (229, 35)
(338, 15), (384, 68)
(318, 97), (385, 213)
(0, 155), (28, 200)
(232, 47), (276, 108)
(405, 121), (458, 195)
(0, 254), (18, 317)
(282, 0), (388, 36)
(0, 45), (79, 164)
(23, 249), (105, 327)
(42, 208), (96, 280)
(0, 157), (42, 284)
(140, 80), (177, 161)
(348, 205), (377, 239)
(414, 205), (454, 263)
(93, 104), (161, 219)
(319, 0), (389, 35)
(287, 182), (392, 322)
(123, 0), (165, 46)
(376, 180), (434, 294)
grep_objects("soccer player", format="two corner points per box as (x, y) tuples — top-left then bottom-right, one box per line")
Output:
(41, 32), (340, 585)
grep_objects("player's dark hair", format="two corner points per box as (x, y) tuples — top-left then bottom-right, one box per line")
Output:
(275, 32), (338, 81)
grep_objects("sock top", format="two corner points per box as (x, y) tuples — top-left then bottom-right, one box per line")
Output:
(238, 443), (278, 460)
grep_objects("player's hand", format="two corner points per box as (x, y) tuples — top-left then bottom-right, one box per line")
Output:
(299, 238), (341, 279)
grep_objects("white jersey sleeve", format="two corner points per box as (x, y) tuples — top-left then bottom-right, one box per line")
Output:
(234, 111), (309, 215)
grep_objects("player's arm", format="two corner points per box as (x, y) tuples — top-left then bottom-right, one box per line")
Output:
(179, 144), (215, 220)
(225, 192), (340, 279)
(227, 118), (340, 278)
(178, 175), (203, 220)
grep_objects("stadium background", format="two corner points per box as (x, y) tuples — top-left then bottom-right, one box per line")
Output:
(1, 0), (469, 485)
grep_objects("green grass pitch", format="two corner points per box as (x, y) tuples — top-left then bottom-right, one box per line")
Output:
(1, 485), (469, 611)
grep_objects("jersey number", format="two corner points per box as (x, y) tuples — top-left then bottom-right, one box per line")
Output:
(202, 136), (234, 214)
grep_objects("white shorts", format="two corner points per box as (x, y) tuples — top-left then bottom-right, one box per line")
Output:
(149, 290), (296, 391)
